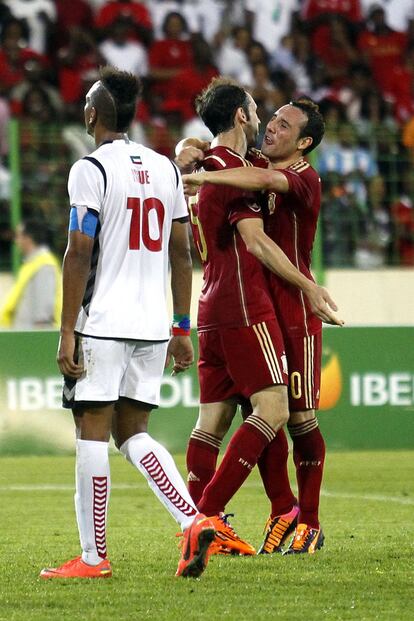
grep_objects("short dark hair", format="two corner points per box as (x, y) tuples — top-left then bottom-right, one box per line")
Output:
(21, 218), (50, 246)
(290, 98), (325, 155)
(195, 77), (250, 137)
(95, 66), (142, 132)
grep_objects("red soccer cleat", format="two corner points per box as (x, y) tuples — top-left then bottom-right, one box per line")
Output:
(176, 513), (215, 578)
(40, 556), (112, 579)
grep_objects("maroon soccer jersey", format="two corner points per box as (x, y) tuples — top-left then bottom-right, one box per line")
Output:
(265, 159), (322, 336)
(246, 151), (323, 337)
(189, 146), (275, 332)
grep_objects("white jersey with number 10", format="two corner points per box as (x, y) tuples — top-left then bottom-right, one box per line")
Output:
(67, 139), (187, 340)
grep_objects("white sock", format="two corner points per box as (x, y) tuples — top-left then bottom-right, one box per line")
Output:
(119, 432), (197, 531)
(75, 439), (110, 565)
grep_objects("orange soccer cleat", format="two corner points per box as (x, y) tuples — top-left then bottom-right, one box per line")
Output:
(176, 513), (215, 578)
(208, 513), (256, 556)
(283, 523), (325, 555)
(40, 556), (112, 579)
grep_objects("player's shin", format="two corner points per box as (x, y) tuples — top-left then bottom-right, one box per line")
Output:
(186, 429), (221, 504)
(120, 432), (198, 529)
(288, 419), (326, 528)
(75, 439), (111, 565)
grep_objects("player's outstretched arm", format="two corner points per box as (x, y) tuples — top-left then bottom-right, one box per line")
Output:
(237, 218), (344, 326)
(182, 167), (289, 195)
(167, 220), (194, 374)
(58, 230), (94, 378)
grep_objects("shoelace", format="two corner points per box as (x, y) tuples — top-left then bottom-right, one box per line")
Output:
(219, 513), (237, 534)
(292, 527), (310, 550)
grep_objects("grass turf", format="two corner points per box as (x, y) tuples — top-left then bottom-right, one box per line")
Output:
(0, 451), (413, 621)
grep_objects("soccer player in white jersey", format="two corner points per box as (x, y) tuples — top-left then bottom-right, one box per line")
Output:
(40, 67), (215, 580)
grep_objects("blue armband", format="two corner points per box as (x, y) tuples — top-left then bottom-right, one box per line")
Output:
(69, 206), (98, 238)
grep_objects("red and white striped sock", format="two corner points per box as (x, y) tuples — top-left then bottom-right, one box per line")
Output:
(75, 439), (110, 566)
(120, 432), (198, 531)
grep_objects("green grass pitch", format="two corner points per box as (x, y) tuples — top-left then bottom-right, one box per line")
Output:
(0, 451), (413, 621)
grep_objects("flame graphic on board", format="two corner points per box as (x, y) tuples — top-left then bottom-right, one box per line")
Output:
(319, 350), (342, 410)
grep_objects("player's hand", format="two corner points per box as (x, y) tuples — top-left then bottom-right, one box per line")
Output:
(182, 172), (205, 197)
(305, 284), (345, 326)
(165, 335), (194, 375)
(175, 146), (205, 172)
(57, 331), (84, 378)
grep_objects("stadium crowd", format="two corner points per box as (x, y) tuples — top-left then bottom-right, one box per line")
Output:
(0, 0), (414, 267)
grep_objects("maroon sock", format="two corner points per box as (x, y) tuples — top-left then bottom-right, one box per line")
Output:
(186, 430), (221, 505)
(198, 415), (275, 516)
(288, 420), (326, 528)
(258, 428), (297, 517)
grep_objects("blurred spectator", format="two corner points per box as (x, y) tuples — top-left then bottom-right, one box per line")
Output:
(216, 26), (253, 86)
(9, 57), (63, 118)
(386, 44), (414, 125)
(94, 0), (152, 46)
(0, 18), (47, 97)
(321, 175), (362, 266)
(360, 0), (414, 34)
(171, 37), (218, 122)
(244, 0), (300, 56)
(2, 0), (56, 54)
(312, 15), (358, 86)
(99, 16), (148, 76)
(21, 85), (59, 122)
(148, 12), (193, 118)
(354, 176), (392, 267)
(357, 5), (407, 95)
(57, 29), (102, 120)
(0, 218), (62, 329)
(318, 122), (379, 207)
(301, 0), (362, 54)
(52, 0), (93, 51)
(391, 172), (414, 266)
(150, 0), (225, 43)
(271, 33), (313, 94)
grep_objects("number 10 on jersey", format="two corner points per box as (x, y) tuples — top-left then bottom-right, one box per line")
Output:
(127, 197), (165, 251)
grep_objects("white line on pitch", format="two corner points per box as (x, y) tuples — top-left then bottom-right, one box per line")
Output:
(0, 483), (413, 505)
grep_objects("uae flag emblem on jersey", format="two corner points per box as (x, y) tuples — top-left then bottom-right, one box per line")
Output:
(130, 155), (142, 165)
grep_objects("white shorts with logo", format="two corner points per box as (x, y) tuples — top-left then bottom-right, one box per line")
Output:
(63, 335), (169, 408)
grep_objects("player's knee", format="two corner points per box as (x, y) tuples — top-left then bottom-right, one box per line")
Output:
(250, 385), (289, 430)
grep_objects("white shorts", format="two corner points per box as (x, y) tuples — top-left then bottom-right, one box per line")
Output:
(63, 336), (169, 408)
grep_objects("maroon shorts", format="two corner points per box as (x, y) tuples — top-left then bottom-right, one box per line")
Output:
(198, 319), (288, 404)
(284, 331), (322, 411)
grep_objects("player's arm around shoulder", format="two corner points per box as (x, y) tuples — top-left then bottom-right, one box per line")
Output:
(182, 166), (290, 195)
(167, 220), (194, 375)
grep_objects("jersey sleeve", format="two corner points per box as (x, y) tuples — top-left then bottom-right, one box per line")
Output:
(171, 161), (188, 220)
(281, 167), (317, 209)
(67, 159), (105, 214)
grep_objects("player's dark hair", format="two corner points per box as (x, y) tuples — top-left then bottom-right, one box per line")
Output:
(290, 98), (325, 155)
(195, 77), (250, 137)
(21, 218), (50, 246)
(96, 66), (142, 132)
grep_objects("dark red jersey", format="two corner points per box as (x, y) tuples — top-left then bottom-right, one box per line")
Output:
(246, 150), (322, 337)
(190, 146), (275, 332)
(266, 159), (322, 336)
